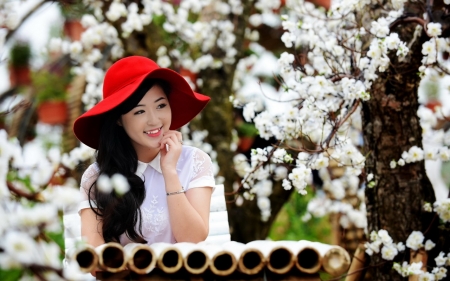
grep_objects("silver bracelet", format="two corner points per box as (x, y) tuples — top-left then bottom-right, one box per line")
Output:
(166, 189), (185, 196)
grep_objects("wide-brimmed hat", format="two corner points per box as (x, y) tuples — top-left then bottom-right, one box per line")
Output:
(73, 56), (210, 149)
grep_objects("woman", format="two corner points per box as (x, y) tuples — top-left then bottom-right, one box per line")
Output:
(73, 56), (215, 250)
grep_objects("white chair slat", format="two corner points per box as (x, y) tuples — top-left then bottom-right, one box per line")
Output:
(204, 234), (232, 244)
(211, 184), (224, 197)
(210, 195), (226, 212)
(209, 210), (228, 222)
(208, 220), (231, 236)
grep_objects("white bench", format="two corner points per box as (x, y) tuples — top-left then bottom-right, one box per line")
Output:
(63, 184), (230, 256)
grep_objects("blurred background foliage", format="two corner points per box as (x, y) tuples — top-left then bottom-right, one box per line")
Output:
(269, 187), (332, 243)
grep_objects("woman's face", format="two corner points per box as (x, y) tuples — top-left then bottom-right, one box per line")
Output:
(119, 84), (172, 162)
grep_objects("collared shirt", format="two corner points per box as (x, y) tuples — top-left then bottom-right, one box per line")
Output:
(78, 145), (215, 245)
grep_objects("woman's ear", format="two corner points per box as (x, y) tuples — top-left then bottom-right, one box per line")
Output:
(117, 118), (123, 126)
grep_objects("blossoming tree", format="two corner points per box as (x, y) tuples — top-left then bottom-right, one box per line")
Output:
(2, 0), (450, 280)
(237, 0), (450, 280)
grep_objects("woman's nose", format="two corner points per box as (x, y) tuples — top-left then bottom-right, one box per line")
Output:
(146, 110), (158, 124)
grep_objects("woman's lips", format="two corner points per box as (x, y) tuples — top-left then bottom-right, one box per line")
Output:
(144, 127), (162, 137)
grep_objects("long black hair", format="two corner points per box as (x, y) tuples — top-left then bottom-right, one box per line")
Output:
(88, 78), (170, 243)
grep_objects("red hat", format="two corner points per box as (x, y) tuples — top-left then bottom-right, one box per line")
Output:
(73, 56), (210, 149)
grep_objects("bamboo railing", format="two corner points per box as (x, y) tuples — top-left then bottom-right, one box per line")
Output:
(70, 240), (350, 280)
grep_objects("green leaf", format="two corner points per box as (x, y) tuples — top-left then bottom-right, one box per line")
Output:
(237, 123), (259, 137)
(46, 230), (65, 250)
(0, 268), (23, 281)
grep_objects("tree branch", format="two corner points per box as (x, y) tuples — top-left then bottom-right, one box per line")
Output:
(389, 16), (427, 35)
(6, 181), (40, 201)
(226, 140), (282, 199)
(4, 0), (51, 43)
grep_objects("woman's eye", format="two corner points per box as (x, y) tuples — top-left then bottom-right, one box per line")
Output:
(134, 110), (145, 115)
(157, 103), (167, 109)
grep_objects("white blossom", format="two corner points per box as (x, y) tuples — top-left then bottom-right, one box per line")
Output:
(381, 244), (398, 260)
(106, 1), (127, 22)
(2, 231), (38, 264)
(282, 179), (292, 190)
(41, 186), (82, 210)
(378, 229), (393, 245)
(424, 240), (436, 251)
(396, 242), (406, 252)
(406, 231), (425, 251)
(423, 202), (432, 212)
(111, 174), (130, 195)
(433, 199), (450, 223)
(97, 174), (113, 193)
(435, 252), (447, 266)
(408, 262), (424, 275)
(419, 272), (436, 281)
(81, 14), (98, 28)
(433, 267), (447, 280)
(257, 196), (271, 213)
(157, 55), (171, 68)
(427, 22), (442, 37)
(272, 149), (287, 163)
(370, 17), (390, 38)
(390, 160), (397, 169)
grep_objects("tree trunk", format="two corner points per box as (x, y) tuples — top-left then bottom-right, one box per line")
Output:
(362, 2), (438, 279)
(229, 180), (293, 243)
(197, 1), (273, 242)
(198, 2), (300, 242)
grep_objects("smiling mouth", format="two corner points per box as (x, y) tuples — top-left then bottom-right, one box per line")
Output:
(144, 126), (162, 135)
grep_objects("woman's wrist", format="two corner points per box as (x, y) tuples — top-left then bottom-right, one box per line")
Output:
(162, 169), (183, 194)
(162, 168), (177, 177)
(166, 189), (185, 196)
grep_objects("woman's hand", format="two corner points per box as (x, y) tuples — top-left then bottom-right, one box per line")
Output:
(159, 130), (183, 173)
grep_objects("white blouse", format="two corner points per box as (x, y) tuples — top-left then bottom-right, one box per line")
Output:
(78, 145), (215, 246)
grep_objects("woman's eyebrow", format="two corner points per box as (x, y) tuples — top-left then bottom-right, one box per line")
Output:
(134, 97), (166, 107)
(154, 97), (166, 103)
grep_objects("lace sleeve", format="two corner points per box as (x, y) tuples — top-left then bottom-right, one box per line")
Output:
(187, 149), (215, 190)
(78, 163), (100, 213)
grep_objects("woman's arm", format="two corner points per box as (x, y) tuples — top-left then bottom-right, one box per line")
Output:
(159, 131), (214, 242)
(80, 208), (105, 277)
(164, 171), (213, 243)
(80, 208), (105, 247)
(79, 163), (106, 247)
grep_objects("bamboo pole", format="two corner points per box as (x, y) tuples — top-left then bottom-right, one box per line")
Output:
(275, 241), (322, 274)
(220, 241), (264, 275)
(95, 242), (127, 273)
(149, 242), (183, 274)
(344, 243), (367, 281)
(221, 241), (266, 275)
(246, 240), (295, 275)
(173, 242), (210, 275)
(293, 240), (322, 274)
(71, 244), (98, 273)
(310, 242), (351, 276)
(198, 243), (237, 276)
(123, 243), (156, 274)
(210, 249), (237, 276)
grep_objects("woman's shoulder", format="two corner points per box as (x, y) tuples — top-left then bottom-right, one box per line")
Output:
(181, 146), (215, 182)
(83, 162), (100, 173)
(181, 145), (211, 159)
(80, 162), (100, 187)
